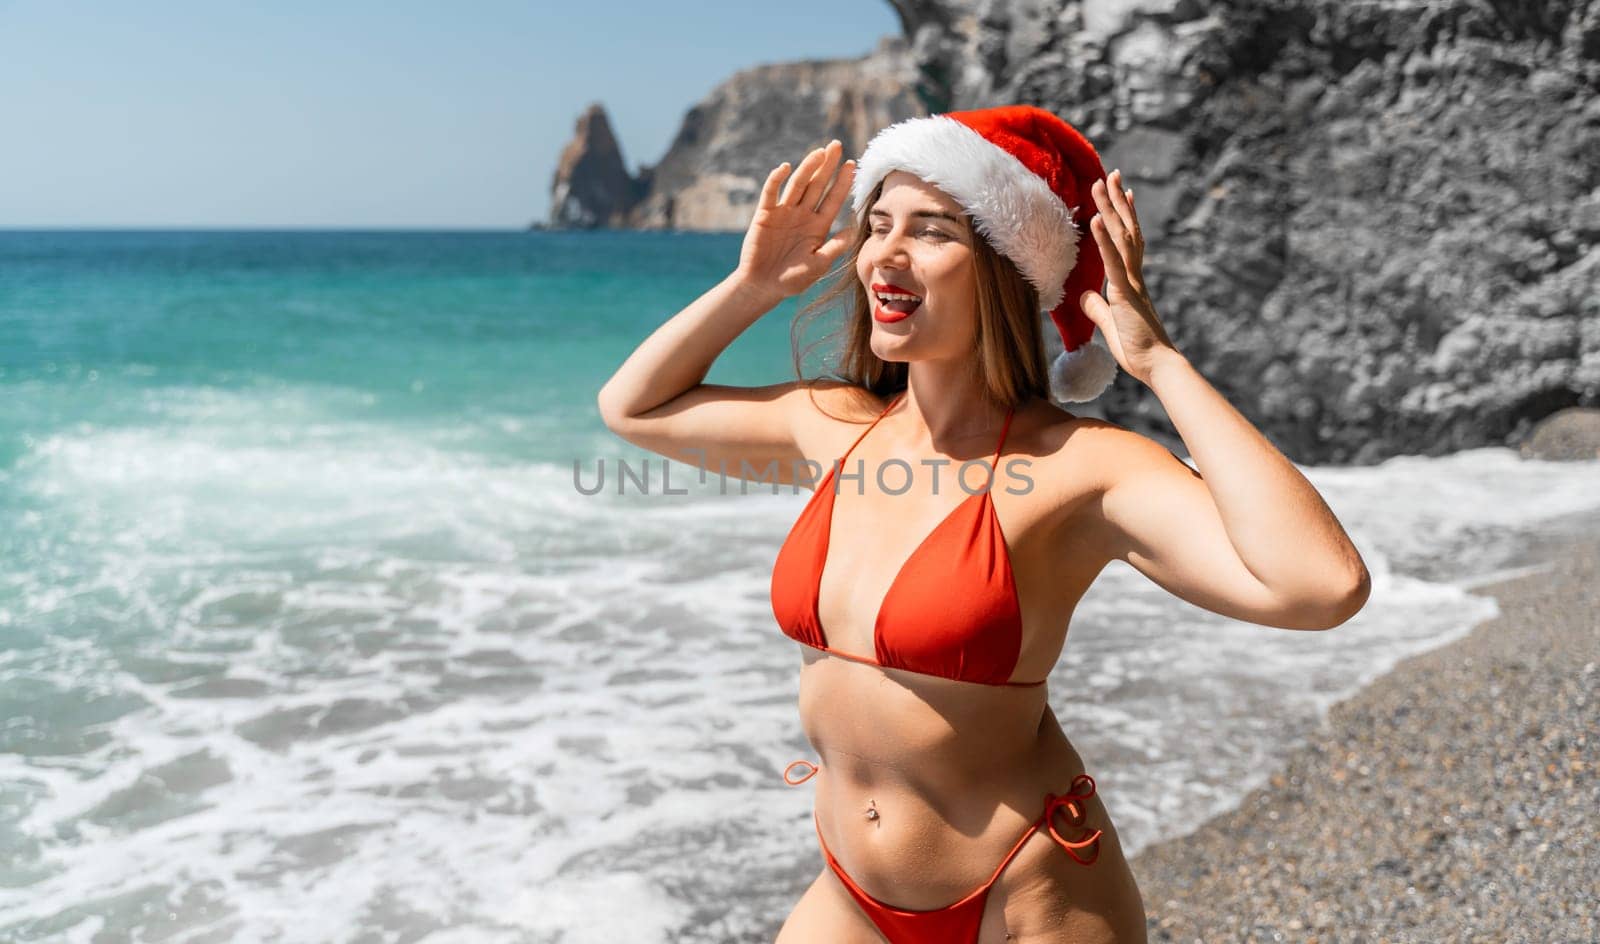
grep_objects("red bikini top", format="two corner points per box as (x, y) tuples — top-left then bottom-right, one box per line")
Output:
(770, 392), (1043, 687)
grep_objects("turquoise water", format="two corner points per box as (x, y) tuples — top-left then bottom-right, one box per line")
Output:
(0, 230), (795, 468)
(3, 230), (1598, 942)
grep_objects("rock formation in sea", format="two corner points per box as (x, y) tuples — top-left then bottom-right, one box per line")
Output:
(551, 1), (1599, 463)
(545, 36), (923, 233)
(547, 103), (646, 228)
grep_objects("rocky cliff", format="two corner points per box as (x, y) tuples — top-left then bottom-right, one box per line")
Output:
(887, 0), (1600, 462)
(553, 1), (1599, 463)
(547, 36), (924, 233)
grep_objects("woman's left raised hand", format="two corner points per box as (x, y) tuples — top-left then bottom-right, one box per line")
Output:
(1081, 169), (1179, 386)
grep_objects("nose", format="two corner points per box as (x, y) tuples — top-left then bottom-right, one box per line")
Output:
(866, 226), (910, 271)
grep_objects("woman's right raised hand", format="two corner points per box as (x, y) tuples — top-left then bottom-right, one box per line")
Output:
(734, 139), (858, 303)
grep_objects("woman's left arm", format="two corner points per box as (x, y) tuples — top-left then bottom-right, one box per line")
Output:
(1079, 169), (1372, 630)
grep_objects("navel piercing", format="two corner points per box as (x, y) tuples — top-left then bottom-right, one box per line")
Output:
(865, 799), (879, 821)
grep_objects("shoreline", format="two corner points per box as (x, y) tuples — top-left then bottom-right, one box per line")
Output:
(1130, 509), (1600, 941)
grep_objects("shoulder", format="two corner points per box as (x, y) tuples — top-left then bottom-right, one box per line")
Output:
(1002, 403), (1195, 561)
(1004, 399), (1106, 470)
(1007, 400), (1186, 501)
(1044, 411), (1201, 557)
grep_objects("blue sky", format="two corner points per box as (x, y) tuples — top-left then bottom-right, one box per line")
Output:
(0, 1), (901, 227)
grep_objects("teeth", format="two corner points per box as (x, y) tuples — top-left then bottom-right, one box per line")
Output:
(877, 291), (922, 303)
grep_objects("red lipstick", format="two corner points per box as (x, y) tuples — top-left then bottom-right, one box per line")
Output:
(871, 282), (923, 324)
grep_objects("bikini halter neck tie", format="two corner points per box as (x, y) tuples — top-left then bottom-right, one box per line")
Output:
(1042, 773), (1104, 866)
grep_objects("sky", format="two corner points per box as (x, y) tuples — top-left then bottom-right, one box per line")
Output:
(0, 1), (902, 228)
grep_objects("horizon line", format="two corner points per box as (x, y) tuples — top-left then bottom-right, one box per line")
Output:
(0, 224), (747, 234)
(0, 224), (532, 232)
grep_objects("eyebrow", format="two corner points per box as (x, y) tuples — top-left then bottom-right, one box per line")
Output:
(868, 208), (966, 225)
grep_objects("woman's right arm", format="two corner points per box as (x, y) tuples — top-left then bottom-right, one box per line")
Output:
(596, 139), (857, 487)
(595, 272), (809, 483)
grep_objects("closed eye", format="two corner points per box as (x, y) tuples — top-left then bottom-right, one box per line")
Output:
(870, 226), (952, 240)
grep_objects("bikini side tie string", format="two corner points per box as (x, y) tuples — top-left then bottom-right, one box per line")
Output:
(1042, 773), (1103, 865)
(784, 759), (820, 785)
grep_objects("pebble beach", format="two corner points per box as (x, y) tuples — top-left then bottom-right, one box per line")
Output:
(1132, 509), (1600, 943)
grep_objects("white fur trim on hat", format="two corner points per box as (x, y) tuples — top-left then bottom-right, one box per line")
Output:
(1049, 338), (1119, 403)
(849, 115), (1080, 311)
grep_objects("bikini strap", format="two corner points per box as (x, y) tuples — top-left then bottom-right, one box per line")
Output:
(991, 404), (1015, 467)
(977, 804), (1052, 891)
(983, 403), (1016, 491)
(837, 391), (905, 465)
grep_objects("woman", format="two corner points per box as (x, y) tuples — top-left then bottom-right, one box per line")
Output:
(597, 106), (1371, 943)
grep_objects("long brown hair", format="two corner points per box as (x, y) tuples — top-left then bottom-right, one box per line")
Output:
(790, 178), (1052, 419)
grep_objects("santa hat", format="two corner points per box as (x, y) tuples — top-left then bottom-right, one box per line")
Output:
(849, 105), (1119, 402)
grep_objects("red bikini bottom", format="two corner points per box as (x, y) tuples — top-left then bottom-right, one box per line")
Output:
(783, 759), (1103, 944)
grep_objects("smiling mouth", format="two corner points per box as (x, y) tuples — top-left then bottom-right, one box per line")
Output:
(872, 285), (923, 322)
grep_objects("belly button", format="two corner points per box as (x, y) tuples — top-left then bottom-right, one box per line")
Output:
(865, 798), (878, 822)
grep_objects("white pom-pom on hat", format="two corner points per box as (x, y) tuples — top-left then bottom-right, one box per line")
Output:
(1049, 338), (1119, 403)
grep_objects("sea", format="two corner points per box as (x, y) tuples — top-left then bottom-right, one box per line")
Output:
(1, 229), (1596, 942)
